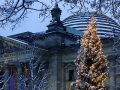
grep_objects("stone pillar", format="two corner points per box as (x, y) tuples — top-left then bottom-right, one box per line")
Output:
(109, 67), (115, 90)
(48, 53), (58, 90)
(4, 66), (9, 90)
(48, 49), (63, 90)
(17, 63), (22, 90)
(109, 59), (117, 90)
(57, 51), (63, 90)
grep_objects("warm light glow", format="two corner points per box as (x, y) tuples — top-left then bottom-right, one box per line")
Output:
(75, 17), (108, 90)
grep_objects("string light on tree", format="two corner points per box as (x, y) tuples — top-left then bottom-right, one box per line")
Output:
(75, 17), (109, 90)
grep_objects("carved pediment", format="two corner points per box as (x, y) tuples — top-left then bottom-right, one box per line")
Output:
(0, 36), (31, 54)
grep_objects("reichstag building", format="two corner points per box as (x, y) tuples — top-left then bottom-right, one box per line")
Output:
(0, 3), (120, 90)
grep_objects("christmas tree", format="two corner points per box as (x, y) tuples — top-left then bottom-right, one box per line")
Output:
(75, 17), (108, 90)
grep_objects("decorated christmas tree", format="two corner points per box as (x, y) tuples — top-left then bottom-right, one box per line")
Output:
(75, 17), (108, 90)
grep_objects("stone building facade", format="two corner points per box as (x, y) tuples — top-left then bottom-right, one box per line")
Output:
(0, 3), (120, 90)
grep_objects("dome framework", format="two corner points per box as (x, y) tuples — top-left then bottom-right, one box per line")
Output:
(63, 12), (120, 38)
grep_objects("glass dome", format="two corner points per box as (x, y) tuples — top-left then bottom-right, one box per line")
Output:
(63, 12), (120, 38)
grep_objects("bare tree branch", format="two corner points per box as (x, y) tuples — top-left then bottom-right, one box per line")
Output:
(0, 0), (120, 29)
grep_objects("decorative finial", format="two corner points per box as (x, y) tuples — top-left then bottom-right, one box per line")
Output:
(47, 2), (64, 33)
(55, 2), (58, 8)
(50, 3), (62, 24)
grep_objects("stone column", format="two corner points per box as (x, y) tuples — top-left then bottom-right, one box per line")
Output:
(17, 63), (22, 90)
(109, 67), (115, 90)
(48, 49), (63, 90)
(48, 52), (58, 90)
(4, 66), (9, 90)
(57, 50), (63, 90)
(109, 59), (116, 90)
